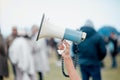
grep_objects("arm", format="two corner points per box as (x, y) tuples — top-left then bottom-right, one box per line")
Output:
(58, 41), (81, 80)
(63, 55), (81, 80)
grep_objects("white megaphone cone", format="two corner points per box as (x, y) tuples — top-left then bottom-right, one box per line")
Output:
(36, 14), (87, 43)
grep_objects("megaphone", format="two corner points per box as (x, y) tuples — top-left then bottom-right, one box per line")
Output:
(36, 14), (87, 43)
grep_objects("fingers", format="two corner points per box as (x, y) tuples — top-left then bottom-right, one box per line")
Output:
(58, 41), (66, 50)
(57, 40), (70, 54)
(63, 40), (70, 48)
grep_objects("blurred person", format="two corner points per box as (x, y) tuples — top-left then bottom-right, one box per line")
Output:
(9, 31), (36, 80)
(31, 25), (50, 80)
(6, 26), (18, 49)
(6, 26), (18, 79)
(0, 34), (9, 80)
(72, 20), (106, 80)
(46, 38), (57, 56)
(53, 38), (62, 66)
(109, 32), (118, 68)
(100, 37), (110, 68)
(47, 38), (61, 66)
(58, 40), (81, 80)
(117, 35), (120, 53)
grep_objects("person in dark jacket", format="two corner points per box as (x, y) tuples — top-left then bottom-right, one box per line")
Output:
(0, 34), (9, 80)
(72, 20), (106, 80)
(109, 32), (118, 68)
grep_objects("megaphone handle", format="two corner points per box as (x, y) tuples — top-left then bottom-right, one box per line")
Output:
(57, 43), (66, 55)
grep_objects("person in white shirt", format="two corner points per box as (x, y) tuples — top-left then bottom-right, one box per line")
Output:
(9, 34), (36, 80)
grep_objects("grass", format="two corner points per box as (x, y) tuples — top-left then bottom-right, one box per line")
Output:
(4, 52), (120, 80)
(101, 54), (120, 80)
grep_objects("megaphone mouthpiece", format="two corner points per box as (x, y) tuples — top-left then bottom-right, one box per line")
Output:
(64, 28), (86, 43)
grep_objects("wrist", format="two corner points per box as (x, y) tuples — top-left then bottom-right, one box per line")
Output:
(62, 55), (71, 60)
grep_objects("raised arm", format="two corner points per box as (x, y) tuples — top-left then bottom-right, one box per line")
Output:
(58, 40), (81, 80)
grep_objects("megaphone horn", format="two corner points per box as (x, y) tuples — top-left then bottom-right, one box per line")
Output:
(36, 14), (87, 43)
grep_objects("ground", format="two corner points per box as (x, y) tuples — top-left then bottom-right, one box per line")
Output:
(4, 53), (120, 80)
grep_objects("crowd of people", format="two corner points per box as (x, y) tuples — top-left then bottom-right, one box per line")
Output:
(0, 20), (120, 80)
(0, 25), (51, 80)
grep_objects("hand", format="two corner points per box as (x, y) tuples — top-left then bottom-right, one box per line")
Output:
(58, 40), (70, 58)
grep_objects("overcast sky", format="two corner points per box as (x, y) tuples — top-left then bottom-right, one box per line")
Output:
(0, 0), (120, 37)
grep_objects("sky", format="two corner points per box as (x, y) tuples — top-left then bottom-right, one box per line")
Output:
(0, 0), (120, 37)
